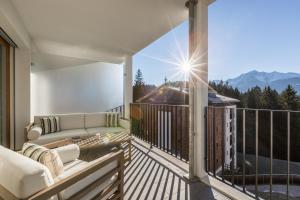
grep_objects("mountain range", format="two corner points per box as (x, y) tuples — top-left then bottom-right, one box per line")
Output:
(224, 70), (300, 93)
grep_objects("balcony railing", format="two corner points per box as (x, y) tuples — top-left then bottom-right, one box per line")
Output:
(130, 103), (189, 161)
(206, 106), (300, 199)
(107, 105), (125, 118)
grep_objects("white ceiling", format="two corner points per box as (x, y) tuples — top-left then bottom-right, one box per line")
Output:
(11, 0), (188, 70)
(31, 53), (97, 72)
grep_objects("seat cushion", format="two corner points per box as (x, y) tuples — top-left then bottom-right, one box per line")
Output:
(31, 129), (88, 145)
(56, 157), (118, 199)
(0, 145), (54, 199)
(84, 112), (107, 128)
(86, 127), (126, 135)
(59, 114), (85, 130)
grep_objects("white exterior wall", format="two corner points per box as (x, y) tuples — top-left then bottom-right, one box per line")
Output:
(224, 105), (237, 168)
(31, 62), (123, 117)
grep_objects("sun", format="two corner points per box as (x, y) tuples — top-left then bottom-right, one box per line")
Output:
(182, 62), (191, 72)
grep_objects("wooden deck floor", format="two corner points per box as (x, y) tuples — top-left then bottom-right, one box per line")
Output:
(124, 140), (231, 200)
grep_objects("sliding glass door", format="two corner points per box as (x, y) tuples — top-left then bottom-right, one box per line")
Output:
(0, 36), (10, 147)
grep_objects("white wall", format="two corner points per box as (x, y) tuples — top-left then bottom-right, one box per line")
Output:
(31, 62), (123, 117)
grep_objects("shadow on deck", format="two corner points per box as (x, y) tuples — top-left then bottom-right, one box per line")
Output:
(124, 141), (231, 200)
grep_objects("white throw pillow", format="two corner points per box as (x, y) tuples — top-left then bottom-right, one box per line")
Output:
(28, 126), (42, 140)
(22, 143), (64, 178)
(55, 144), (80, 164)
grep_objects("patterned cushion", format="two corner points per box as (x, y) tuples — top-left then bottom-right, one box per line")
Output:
(22, 143), (64, 178)
(40, 116), (60, 135)
(105, 113), (119, 127)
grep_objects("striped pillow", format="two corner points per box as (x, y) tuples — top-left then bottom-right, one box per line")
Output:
(106, 113), (119, 127)
(22, 143), (64, 178)
(40, 116), (60, 135)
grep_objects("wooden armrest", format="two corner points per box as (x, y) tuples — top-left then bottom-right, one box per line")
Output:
(28, 150), (125, 200)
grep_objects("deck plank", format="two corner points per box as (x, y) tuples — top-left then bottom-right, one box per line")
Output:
(124, 141), (231, 200)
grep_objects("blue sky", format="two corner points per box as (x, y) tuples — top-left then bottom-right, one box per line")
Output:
(133, 0), (300, 86)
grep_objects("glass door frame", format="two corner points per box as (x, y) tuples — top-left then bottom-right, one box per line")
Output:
(0, 35), (11, 147)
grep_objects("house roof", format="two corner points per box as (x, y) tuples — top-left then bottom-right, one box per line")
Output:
(136, 84), (188, 103)
(136, 84), (240, 105)
(208, 91), (240, 105)
(10, 0), (191, 70)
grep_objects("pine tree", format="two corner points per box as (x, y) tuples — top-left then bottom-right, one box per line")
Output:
(246, 86), (262, 109)
(134, 69), (144, 87)
(262, 86), (281, 109)
(281, 85), (298, 110)
(133, 69), (145, 102)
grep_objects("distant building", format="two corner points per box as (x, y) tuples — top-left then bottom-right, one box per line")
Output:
(137, 84), (240, 171)
(136, 84), (189, 105)
(207, 91), (239, 173)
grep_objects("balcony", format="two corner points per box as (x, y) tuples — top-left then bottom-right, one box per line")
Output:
(127, 103), (300, 199)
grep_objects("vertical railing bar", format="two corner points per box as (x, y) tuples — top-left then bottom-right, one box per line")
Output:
(144, 104), (146, 141)
(149, 104), (152, 146)
(146, 105), (148, 143)
(148, 104), (152, 148)
(141, 104), (144, 140)
(140, 104), (143, 139)
(145, 104), (148, 142)
(180, 107), (183, 159)
(270, 111), (273, 200)
(155, 105), (157, 147)
(171, 106), (177, 156)
(287, 111), (290, 200)
(139, 104), (142, 139)
(221, 107), (225, 181)
(213, 107), (216, 176)
(130, 104), (132, 135)
(157, 105), (160, 148)
(160, 105), (163, 149)
(205, 107), (208, 172)
(123, 105), (125, 119)
(175, 106), (178, 157)
(162, 105), (165, 151)
(255, 110), (259, 199)
(150, 104), (152, 147)
(185, 106), (189, 161)
(231, 109), (234, 187)
(243, 109), (246, 192)
(167, 105), (170, 152)
(152, 105), (154, 148)
(149, 104), (151, 145)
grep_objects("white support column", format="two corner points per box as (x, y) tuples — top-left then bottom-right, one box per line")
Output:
(123, 56), (133, 119)
(188, 0), (213, 179)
